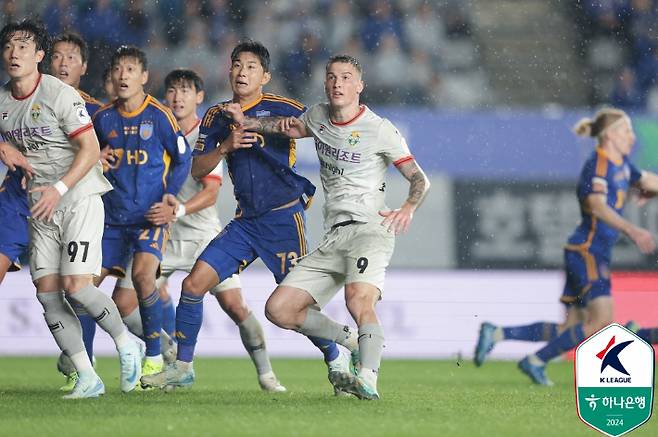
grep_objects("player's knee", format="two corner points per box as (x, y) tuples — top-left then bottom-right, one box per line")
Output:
(61, 275), (93, 294)
(346, 291), (377, 319)
(265, 295), (288, 327)
(181, 274), (208, 296)
(131, 270), (155, 295)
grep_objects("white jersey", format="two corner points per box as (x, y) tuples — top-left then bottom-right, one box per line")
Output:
(169, 120), (223, 240)
(302, 103), (412, 228)
(0, 74), (111, 209)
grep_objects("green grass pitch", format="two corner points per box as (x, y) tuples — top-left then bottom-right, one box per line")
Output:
(0, 357), (655, 436)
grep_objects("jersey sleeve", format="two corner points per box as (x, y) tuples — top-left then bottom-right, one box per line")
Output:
(202, 160), (223, 183)
(628, 161), (643, 186)
(156, 108), (191, 195)
(193, 106), (230, 157)
(54, 86), (93, 139)
(578, 157), (607, 201)
(378, 119), (413, 166)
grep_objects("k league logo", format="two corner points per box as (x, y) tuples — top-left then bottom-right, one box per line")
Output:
(575, 323), (654, 437)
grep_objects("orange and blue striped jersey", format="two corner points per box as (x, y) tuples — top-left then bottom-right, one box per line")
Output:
(194, 93), (315, 218)
(78, 89), (103, 118)
(568, 148), (642, 254)
(93, 95), (191, 226)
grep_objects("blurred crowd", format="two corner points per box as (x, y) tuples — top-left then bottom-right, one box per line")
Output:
(1, 0), (477, 108)
(575, 0), (658, 111)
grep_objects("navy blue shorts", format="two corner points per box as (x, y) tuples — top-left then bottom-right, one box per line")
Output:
(198, 202), (307, 283)
(560, 248), (611, 307)
(101, 224), (168, 277)
(0, 208), (29, 272)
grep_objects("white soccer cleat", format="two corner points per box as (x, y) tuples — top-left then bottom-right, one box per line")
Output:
(327, 349), (354, 397)
(330, 372), (380, 400)
(140, 361), (195, 390)
(62, 372), (105, 399)
(118, 341), (142, 393)
(258, 371), (287, 392)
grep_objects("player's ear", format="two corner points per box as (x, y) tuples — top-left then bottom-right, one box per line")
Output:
(35, 49), (45, 63)
(141, 69), (148, 86)
(261, 71), (271, 86)
(356, 79), (364, 95)
(81, 62), (88, 77)
(196, 90), (204, 105)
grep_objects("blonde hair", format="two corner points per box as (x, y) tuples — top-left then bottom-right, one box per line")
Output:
(573, 107), (627, 139)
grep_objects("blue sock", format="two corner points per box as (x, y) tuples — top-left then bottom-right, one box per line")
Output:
(307, 336), (340, 362)
(637, 328), (658, 344)
(161, 296), (176, 338)
(138, 289), (163, 357)
(536, 324), (586, 363)
(175, 291), (204, 363)
(78, 314), (97, 361)
(503, 322), (558, 342)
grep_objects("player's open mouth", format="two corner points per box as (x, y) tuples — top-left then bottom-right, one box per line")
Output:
(119, 83), (129, 90)
(58, 71), (69, 77)
(236, 80), (248, 86)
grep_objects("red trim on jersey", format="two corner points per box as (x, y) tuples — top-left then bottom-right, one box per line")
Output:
(184, 118), (201, 136)
(393, 155), (414, 167)
(12, 73), (42, 100)
(68, 123), (93, 139)
(330, 105), (366, 126)
(202, 175), (222, 184)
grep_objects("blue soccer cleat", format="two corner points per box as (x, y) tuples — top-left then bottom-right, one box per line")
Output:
(518, 356), (554, 386)
(474, 322), (497, 367)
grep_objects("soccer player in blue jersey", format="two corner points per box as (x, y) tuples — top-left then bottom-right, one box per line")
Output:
(475, 108), (658, 385)
(0, 164), (28, 285)
(93, 46), (191, 378)
(49, 31), (106, 390)
(141, 41), (352, 392)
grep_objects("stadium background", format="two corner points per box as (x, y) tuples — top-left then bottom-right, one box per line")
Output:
(1, 0), (658, 361)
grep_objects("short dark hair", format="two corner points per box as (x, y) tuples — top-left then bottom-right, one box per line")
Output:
(230, 40), (270, 72)
(164, 69), (204, 92)
(110, 45), (148, 71)
(326, 54), (362, 76)
(0, 18), (51, 56)
(52, 32), (88, 64)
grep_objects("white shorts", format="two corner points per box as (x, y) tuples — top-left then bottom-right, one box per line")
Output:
(29, 195), (104, 281)
(281, 221), (395, 308)
(118, 237), (241, 293)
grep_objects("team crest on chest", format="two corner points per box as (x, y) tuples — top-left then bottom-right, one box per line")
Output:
(139, 120), (153, 140)
(347, 131), (360, 147)
(30, 103), (41, 120)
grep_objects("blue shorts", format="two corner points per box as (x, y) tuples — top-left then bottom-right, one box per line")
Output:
(198, 202), (307, 283)
(101, 224), (168, 277)
(560, 248), (611, 307)
(0, 208), (29, 272)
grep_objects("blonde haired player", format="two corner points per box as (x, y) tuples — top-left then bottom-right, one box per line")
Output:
(224, 54), (430, 399)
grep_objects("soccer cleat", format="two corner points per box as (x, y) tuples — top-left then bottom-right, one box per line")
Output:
(119, 341), (142, 393)
(140, 361), (195, 390)
(329, 372), (380, 400)
(258, 371), (287, 392)
(62, 372), (105, 399)
(518, 356), (554, 386)
(59, 371), (79, 392)
(327, 349), (354, 397)
(350, 349), (361, 375)
(474, 322), (497, 367)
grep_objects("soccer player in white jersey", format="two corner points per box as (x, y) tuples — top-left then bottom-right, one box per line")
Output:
(123, 69), (286, 392)
(0, 19), (141, 399)
(224, 55), (430, 400)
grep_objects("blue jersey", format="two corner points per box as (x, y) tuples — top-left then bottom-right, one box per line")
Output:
(0, 169), (29, 216)
(93, 95), (191, 226)
(566, 148), (642, 256)
(194, 93), (315, 218)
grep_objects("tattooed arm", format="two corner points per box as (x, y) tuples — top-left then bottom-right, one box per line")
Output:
(222, 103), (310, 138)
(379, 159), (431, 235)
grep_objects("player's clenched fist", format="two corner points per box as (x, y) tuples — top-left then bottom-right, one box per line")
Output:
(219, 128), (257, 154)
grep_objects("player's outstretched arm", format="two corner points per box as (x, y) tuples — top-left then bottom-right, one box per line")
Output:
(0, 142), (34, 177)
(30, 128), (100, 221)
(587, 193), (656, 254)
(222, 102), (309, 138)
(379, 159), (430, 235)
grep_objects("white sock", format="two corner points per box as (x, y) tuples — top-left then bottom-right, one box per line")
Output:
(145, 354), (163, 365)
(70, 350), (94, 375)
(493, 327), (504, 342)
(114, 330), (132, 350)
(176, 359), (192, 370)
(360, 367), (378, 388)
